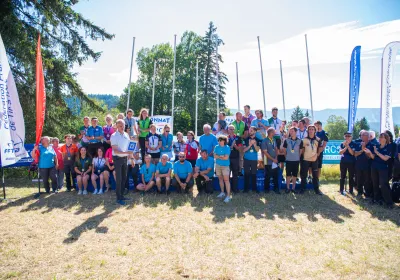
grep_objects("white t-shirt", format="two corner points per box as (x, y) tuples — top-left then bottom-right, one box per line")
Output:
(92, 157), (106, 170)
(110, 131), (130, 157)
(296, 128), (308, 140)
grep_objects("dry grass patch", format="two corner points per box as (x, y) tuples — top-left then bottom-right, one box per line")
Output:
(0, 178), (399, 279)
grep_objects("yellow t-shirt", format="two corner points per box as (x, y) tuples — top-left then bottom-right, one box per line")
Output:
(302, 137), (321, 162)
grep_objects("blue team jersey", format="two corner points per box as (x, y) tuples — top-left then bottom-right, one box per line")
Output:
(371, 145), (391, 170)
(140, 163), (156, 182)
(173, 160), (193, 179)
(243, 136), (262, 161)
(251, 118), (269, 139)
(340, 142), (356, 163)
(214, 145), (230, 166)
(87, 126), (103, 143)
(156, 161), (172, 174)
(160, 134), (173, 152)
(199, 134), (218, 156)
(354, 142), (369, 170)
(195, 157), (215, 177)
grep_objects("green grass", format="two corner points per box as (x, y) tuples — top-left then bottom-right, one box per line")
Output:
(0, 178), (399, 279)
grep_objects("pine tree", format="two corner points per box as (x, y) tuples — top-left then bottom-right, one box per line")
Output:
(290, 106), (304, 122)
(353, 117), (371, 137)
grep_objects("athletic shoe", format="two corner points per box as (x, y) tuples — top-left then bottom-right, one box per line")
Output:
(315, 190), (323, 195)
(93, 189), (98, 195)
(98, 189), (103, 195)
(83, 190), (88, 195)
(117, 200), (126, 206)
(340, 191), (346, 196)
(78, 190), (83, 195)
(223, 196), (231, 203)
(217, 192), (226, 199)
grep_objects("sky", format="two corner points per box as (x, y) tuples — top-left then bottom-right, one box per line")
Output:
(73, 0), (400, 111)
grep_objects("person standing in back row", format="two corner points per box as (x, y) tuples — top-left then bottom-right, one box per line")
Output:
(299, 125), (323, 195)
(227, 124), (242, 193)
(137, 108), (153, 161)
(199, 124), (218, 159)
(262, 128), (280, 194)
(251, 110), (269, 140)
(314, 121), (329, 179)
(111, 119), (133, 205)
(243, 126), (262, 192)
(87, 117), (104, 158)
(125, 109), (138, 139)
(232, 111), (248, 172)
(339, 132), (356, 195)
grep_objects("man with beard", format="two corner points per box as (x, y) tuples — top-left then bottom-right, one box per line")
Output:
(172, 152), (194, 193)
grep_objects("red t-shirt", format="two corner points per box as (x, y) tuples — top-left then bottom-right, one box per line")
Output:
(105, 148), (113, 164)
(185, 140), (199, 160)
(54, 147), (64, 170)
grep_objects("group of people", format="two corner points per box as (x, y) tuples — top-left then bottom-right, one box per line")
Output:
(31, 105), (397, 208)
(339, 129), (397, 209)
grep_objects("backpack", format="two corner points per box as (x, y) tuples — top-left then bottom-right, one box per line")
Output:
(391, 181), (400, 203)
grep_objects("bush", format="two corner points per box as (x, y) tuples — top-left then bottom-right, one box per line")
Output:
(320, 165), (340, 181)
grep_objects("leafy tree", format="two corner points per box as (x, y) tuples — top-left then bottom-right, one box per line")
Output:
(325, 115), (347, 140)
(0, 0), (113, 142)
(89, 94), (119, 110)
(353, 117), (370, 138)
(290, 106), (304, 122)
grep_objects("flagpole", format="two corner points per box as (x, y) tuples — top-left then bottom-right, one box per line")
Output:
(2, 168), (5, 200)
(257, 36), (266, 114)
(151, 60), (156, 117)
(126, 37), (135, 111)
(216, 43), (220, 119)
(195, 60), (199, 137)
(279, 60), (286, 120)
(171, 34), (177, 134)
(236, 62), (240, 111)
(305, 34), (314, 120)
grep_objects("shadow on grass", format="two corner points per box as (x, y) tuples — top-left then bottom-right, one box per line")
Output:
(1, 179), (399, 243)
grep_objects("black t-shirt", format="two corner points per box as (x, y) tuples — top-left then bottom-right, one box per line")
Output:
(227, 135), (242, 159)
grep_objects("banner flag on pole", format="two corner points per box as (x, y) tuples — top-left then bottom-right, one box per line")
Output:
(347, 46), (361, 133)
(0, 34), (27, 167)
(380, 41), (400, 134)
(35, 34), (46, 146)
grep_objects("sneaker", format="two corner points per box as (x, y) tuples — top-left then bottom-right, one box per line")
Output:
(117, 200), (126, 206)
(93, 189), (98, 195)
(223, 196), (231, 203)
(98, 189), (103, 195)
(78, 190), (83, 195)
(340, 191), (346, 196)
(217, 192), (226, 199)
(315, 190), (323, 195)
(83, 190), (88, 195)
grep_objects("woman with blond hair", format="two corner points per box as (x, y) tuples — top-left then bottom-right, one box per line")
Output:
(160, 124), (173, 159)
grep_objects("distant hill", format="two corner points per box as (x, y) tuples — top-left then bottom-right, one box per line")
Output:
(88, 94), (119, 109)
(229, 107), (400, 132)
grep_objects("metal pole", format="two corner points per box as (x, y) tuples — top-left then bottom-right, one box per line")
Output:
(305, 34), (314, 120)
(236, 62), (240, 111)
(216, 43), (220, 119)
(2, 168), (5, 200)
(195, 60), (199, 137)
(151, 59), (156, 117)
(257, 36), (267, 115)
(279, 60), (286, 120)
(171, 34), (177, 134)
(126, 37), (136, 112)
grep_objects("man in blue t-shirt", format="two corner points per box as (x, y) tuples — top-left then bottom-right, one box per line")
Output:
(172, 152), (194, 193)
(87, 117), (104, 158)
(242, 126), (262, 192)
(250, 110), (269, 140)
(199, 124), (218, 158)
(194, 150), (215, 194)
(155, 154), (173, 194)
(339, 132), (356, 195)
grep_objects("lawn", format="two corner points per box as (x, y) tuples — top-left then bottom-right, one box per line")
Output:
(0, 179), (399, 280)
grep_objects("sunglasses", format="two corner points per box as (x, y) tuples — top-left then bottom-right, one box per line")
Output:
(345, 135), (351, 137)
(179, 156), (185, 158)
(228, 128), (234, 130)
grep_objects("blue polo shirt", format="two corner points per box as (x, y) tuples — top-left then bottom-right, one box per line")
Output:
(251, 118), (269, 139)
(160, 134), (173, 152)
(340, 142), (356, 163)
(38, 146), (56, 169)
(371, 145), (391, 170)
(140, 163), (156, 183)
(214, 145), (230, 166)
(156, 161), (172, 175)
(195, 157), (214, 177)
(243, 136), (262, 161)
(87, 125), (103, 143)
(199, 134), (218, 156)
(173, 160), (193, 179)
(354, 143), (369, 170)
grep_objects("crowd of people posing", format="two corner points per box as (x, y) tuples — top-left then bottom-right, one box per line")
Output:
(31, 105), (396, 208)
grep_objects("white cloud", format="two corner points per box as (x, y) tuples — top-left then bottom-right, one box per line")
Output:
(220, 20), (400, 112)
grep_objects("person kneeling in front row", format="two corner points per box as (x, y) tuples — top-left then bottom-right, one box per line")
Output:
(172, 152), (194, 193)
(156, 154), (173, 195)
(136, 154), (156, 195)
(194, 149), (215, 194)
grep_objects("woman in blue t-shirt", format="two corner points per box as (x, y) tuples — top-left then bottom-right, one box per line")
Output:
(214, 135), (232, 203)
(339, 132), (356, 195)
(136, 154), (156, 195)
(32, 136), (58, 193)
(365, 133), (393, 208)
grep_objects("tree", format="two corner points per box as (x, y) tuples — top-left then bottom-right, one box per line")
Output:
(325, 115), (347, 140)
(290, 106), (304, 122)
(0, 0), (113, 142)
(304, 110), (310, 118)
(353, 117), (370, 138)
